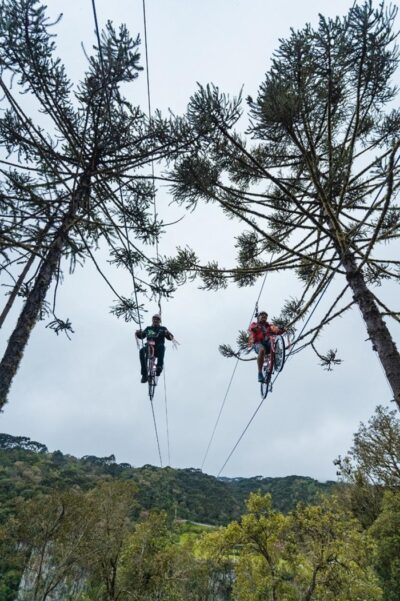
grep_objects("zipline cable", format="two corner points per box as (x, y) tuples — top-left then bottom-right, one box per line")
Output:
(90, 0), (142, 331)
(200, 359), (240, 471)
(90, 1), (143, 333)
(150, 396), (163, 467)
(142, 0), (159, 282)
(201, 265), (271, 471)
(91, 0), (162, 466)
(118, 199), (163, 469)
(119, 191), (144, 339)
(217, 277), (332, 477)
(142, 0), (171, 464)
(163, 369), (171, 465)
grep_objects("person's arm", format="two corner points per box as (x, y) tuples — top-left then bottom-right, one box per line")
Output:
(249, 322), (258, 333)
(270, 324), (285, 335)
(165, 329), (174, 341)
(135, 327), (147, 340)
(248, 322), (258, 345)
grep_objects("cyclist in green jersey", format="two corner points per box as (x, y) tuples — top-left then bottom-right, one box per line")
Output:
(136, 314), (174, 383)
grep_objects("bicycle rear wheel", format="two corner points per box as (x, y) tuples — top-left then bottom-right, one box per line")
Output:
(274, 335), (286, 372)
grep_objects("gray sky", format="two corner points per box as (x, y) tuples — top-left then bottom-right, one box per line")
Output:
(1, 0), (399, 480)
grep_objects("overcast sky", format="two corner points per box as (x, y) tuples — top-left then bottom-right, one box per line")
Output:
(1, 0), (399, 481)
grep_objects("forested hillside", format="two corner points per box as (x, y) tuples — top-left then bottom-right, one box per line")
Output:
(0, 433), (334, 525)
(1, 405), (399, 600)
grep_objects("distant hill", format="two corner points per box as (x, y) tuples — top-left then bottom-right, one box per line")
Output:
(0, 433), (336, 525)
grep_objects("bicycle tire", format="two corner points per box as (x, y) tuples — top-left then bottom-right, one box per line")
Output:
(148, 375), (156, 400)
(260, 360), (273, 400)
(274, 335), (286, 372)
(147, 345), (157, 400)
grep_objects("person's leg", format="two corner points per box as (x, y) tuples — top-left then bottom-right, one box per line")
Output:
(155, 344), (165, 375)
(139, 346), (148, 382)
(255, 341), (271, 381)
(253, 343), (265, 381)
(257, 347), (265, 372)
(259, 340), (272, 381)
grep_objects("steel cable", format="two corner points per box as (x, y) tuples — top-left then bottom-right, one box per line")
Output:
(201, 265), (271, 471)
(142, 0), (170, 464)
(217, 277), (332, 477)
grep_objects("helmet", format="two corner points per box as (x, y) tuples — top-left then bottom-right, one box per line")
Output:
(152, 314), (161, 320)
(258, 310), (268, 317)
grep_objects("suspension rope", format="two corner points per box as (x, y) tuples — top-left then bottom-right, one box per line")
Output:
(91, 0), (163, 466)
(217, 277), (332, 477)
(142, 0), (153, 146)
(163, 369), (171, 465)
(120, 190), (144, 341)
(150, 397), (163, 467)
(90, 0), (144, 334)
(201, 266), (271, 471)
(200, 359), (240, 471)
(142, 0), (170, 464)
(142, 0), (160, 303)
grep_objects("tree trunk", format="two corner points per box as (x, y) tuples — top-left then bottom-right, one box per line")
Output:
(0, 252), (36, 330)
(0, 201), (79, 409)
(343, 251), (400, 410)
(0, 217), (59, 330)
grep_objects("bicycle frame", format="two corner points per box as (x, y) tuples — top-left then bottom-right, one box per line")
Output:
(260, 334), (285, 400)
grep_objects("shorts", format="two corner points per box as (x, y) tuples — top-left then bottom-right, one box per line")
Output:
(253, 339), (271, 354)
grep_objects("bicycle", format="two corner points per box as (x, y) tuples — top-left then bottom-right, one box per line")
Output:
(260, 334), (286, 400)
(146, 339), (159, 401)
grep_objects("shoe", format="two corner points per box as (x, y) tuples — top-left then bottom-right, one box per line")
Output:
(141, 375), (148, 383)
(258, 372), (264, 383)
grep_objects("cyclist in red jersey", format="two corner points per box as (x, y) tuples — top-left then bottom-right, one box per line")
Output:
(248, 311), (284, 382)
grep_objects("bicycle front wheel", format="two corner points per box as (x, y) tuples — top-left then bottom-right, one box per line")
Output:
(274, 335), (286, 372)
(260, 361), (273, 400)
(147, 347), (157, 400)
(148, 375), (156, 400)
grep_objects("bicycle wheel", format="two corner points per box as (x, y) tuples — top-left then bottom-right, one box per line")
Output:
(148, 375), (156, 400)
(147, 348), (157, 400)
(274, 335), (286, 372)
(260, 360), (273, 400)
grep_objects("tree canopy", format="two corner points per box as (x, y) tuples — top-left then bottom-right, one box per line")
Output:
(162, 0), (400, 406)
(0, 0), (187, 407)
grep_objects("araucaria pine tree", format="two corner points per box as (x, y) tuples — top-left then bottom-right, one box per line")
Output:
(166, 1), (400, 407)
(0, 0), (184, 408)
